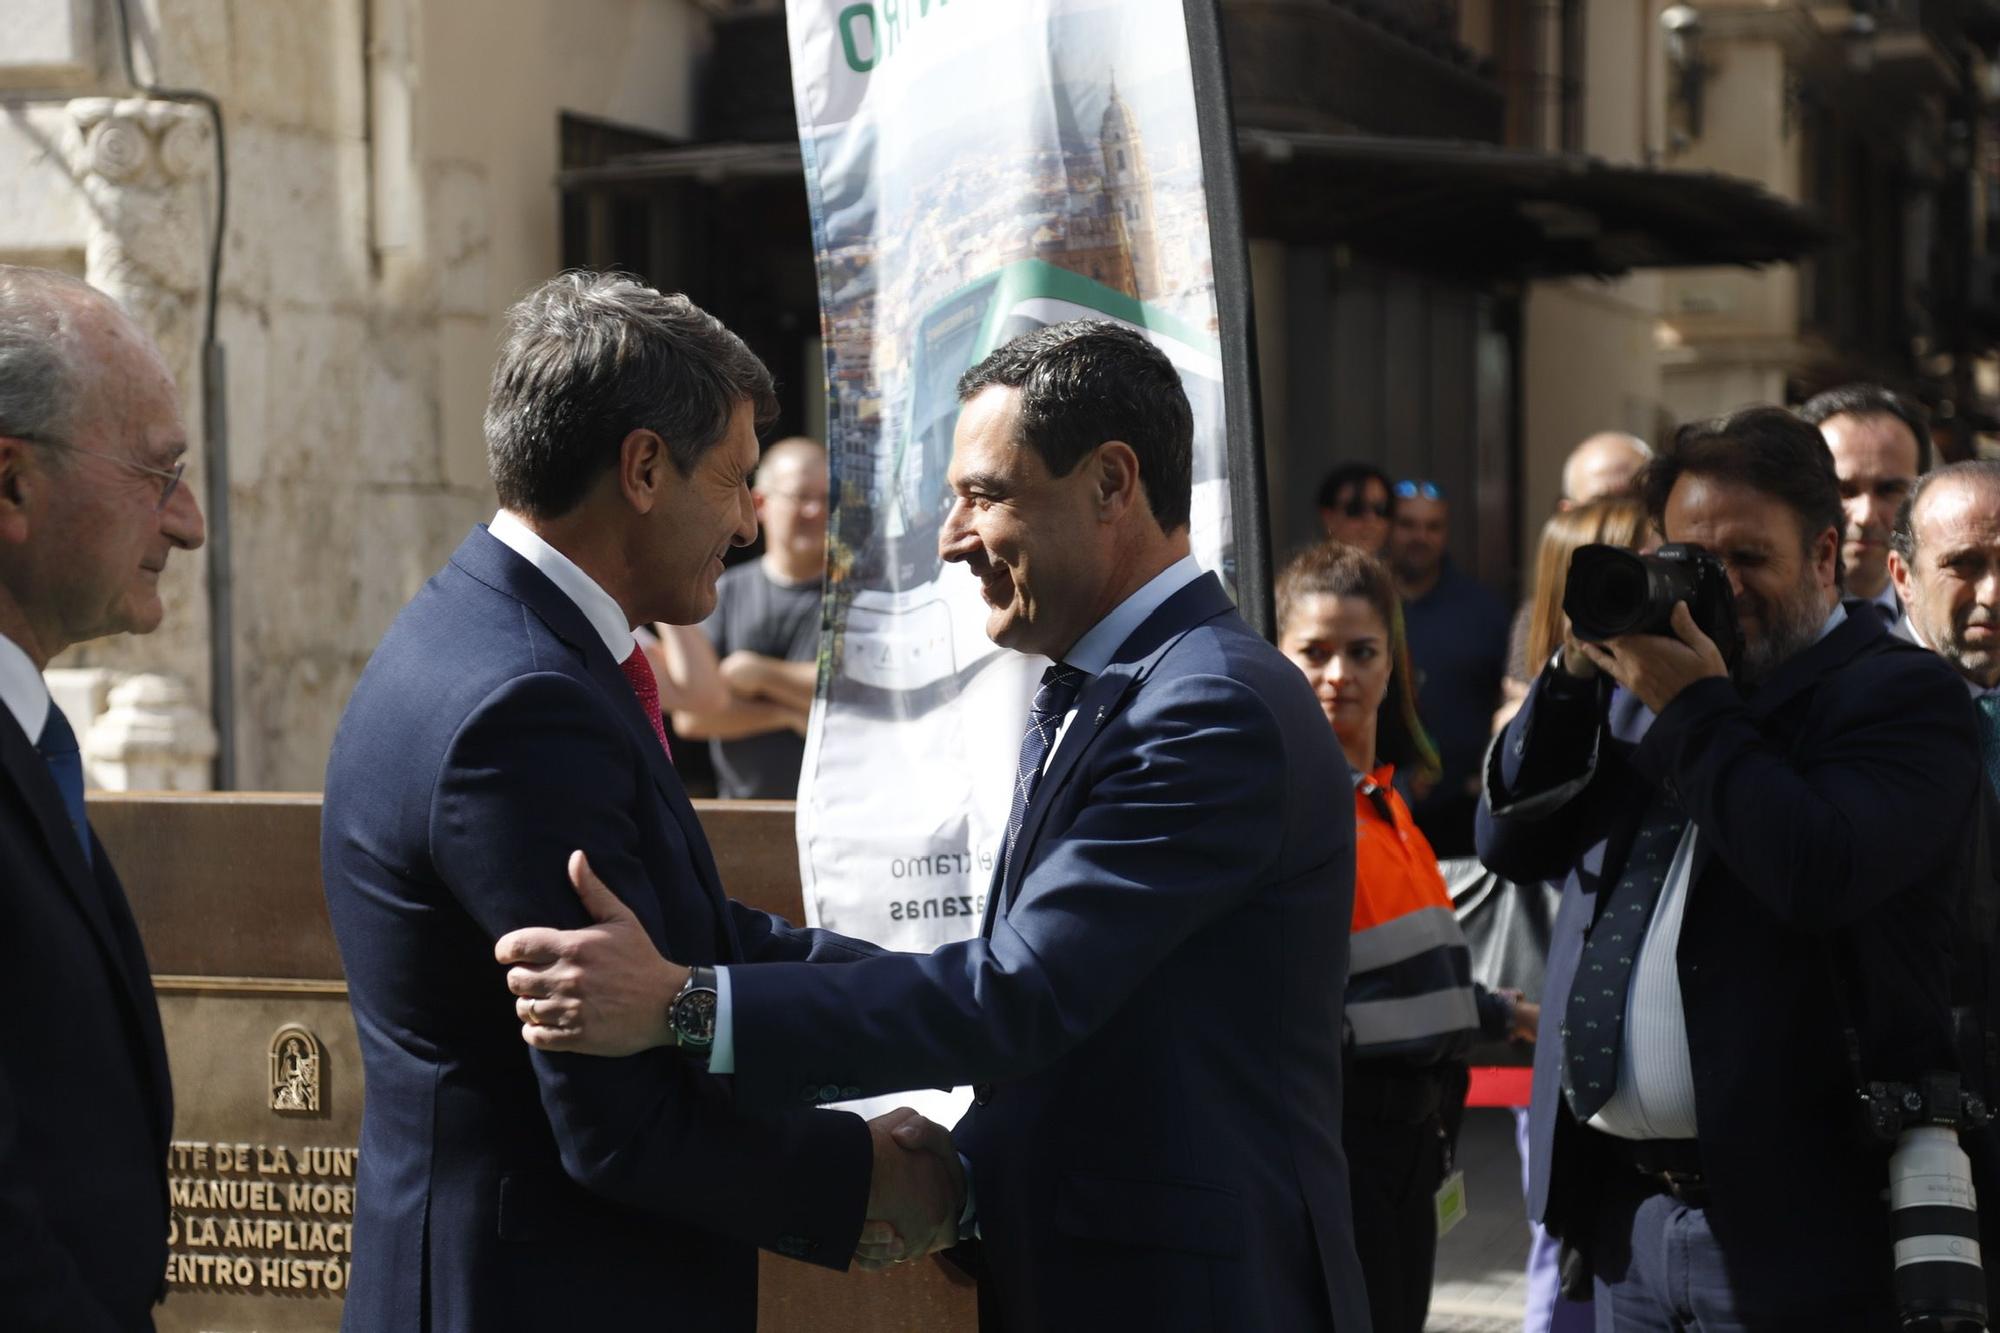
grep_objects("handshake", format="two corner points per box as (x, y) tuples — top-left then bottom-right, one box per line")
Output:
(858, 1107), (967, 1272)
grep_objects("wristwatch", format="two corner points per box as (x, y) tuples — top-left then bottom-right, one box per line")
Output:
(668, 966), (719, 1064)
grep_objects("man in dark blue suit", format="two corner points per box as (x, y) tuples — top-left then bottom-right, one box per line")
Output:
(1480, 407), (1981, 1329)
(321, 273), (958, 1333)
(501, 322), (1372, 1331)
(0, 267), (202, 1329)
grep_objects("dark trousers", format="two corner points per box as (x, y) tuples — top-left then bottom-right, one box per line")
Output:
(1591, 1173), (1893, 1332)
(1342, 1108), (1447, 1333)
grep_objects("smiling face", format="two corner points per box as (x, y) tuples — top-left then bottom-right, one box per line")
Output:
(1892, 475), (2000, 689)
(1388, 496), (1448, 587)
(1280, 592), (1392, 766)
(1661, 472), (1837, 683)
(1820, 411), (1921, 601)
(938, 385), (1109, 660)
(646, 398), (759, 624)
(8, 304), (204, 659)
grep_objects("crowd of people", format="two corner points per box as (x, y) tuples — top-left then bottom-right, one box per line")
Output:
(5, 255), (2000, 1333)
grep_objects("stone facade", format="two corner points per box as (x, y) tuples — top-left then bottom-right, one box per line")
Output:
(0, 0), (703, 789)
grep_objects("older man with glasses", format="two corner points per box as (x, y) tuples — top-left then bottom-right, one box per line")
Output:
(1388, 478), (1509, 856)
(0, 265), (205, 1330)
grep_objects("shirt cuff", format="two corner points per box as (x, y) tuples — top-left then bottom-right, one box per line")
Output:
(708, 966), (736, 1074)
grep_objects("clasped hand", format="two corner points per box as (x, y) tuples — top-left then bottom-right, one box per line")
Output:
(494, 856), (966, 1269)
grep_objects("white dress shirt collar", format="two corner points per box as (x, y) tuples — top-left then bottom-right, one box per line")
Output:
(488, 511), (639, 664)
(0, 633), (48, 743)
(1060, 553), (1207, 675)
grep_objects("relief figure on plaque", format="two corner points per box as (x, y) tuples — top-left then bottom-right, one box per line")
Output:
(0, 267), (204, 1329)
(270, 1026), (322, 1114)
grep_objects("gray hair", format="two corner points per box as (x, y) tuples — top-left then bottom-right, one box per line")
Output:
(1891, 459), (2000, 564)
(0, 266), (111, 457)
(483, 271), (778, 519)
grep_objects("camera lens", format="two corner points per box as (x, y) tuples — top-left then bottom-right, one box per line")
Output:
(1565, 546), (1653, 641)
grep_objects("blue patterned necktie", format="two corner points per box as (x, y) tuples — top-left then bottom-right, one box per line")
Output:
(1002, 663), (1087, 882)
(1562, 788), (1687, 1120)
(1977, 694), (2000, 798)
(35, 702), (93, 868)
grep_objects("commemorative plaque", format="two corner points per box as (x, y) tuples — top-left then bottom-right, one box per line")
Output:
(96, 793), (974, 1333)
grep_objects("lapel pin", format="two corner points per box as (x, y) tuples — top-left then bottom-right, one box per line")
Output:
(1094, 706), (1107, 725)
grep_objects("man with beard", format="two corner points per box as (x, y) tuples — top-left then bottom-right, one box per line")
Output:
(1478, 406), (1979, 1329)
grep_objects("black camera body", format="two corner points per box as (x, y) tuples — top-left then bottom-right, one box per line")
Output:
(1563, 542), (1742, 668)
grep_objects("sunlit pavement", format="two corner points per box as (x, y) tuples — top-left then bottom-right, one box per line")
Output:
(1428, 1106), (1533, 1332)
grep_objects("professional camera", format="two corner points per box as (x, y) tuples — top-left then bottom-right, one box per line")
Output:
(1562, 542), (1741, 667)
(1857, 1070), (1991, 1332)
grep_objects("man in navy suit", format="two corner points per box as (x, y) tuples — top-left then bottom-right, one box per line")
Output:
(320, 273), (958, 1332)
(1480, 407), (1981, 1329)
(500, 321), (1373, 1331)
(0, 267), (202, 1329)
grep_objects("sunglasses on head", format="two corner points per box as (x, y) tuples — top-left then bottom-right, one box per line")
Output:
(1394, 479), (1444, 502)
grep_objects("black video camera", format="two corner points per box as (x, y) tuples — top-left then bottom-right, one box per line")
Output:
(1562, 543), (1742, 668)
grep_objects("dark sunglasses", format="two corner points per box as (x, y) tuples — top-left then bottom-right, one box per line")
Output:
(1339, 497), (1392, 519)
(1394, 479), (1444, 502)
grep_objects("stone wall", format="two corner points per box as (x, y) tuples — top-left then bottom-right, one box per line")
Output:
(0, 0), (704, 790)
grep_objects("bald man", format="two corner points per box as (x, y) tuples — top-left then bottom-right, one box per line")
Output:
(1559, 432), (1650, 510)
(654, 437), (829, 797)
(0, 267), (204, 1329)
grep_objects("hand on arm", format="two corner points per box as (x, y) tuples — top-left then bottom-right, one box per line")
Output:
(671, 697), (810, 742)
(854, 1108), (965, 1272)
(497, 851), (688, 1055)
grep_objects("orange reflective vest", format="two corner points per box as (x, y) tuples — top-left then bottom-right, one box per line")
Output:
(1346, 764), (1481, 1065)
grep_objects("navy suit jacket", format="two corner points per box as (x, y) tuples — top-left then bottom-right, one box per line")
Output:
(726, 574), (1373, 1333)
(321, 528), (877, 1333)
(0, 705), (171, 1332)
(1478, 606), (1980, 1315)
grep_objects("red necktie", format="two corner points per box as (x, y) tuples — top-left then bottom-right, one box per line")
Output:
(620, 645), (673, 761)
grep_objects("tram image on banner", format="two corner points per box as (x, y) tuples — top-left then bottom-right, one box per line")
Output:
(838, 258), (1229, 711)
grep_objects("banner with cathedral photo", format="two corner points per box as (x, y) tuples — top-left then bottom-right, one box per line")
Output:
(785, 0), (1258, 1027)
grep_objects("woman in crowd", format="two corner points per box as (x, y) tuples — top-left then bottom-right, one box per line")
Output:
(1495, 496), (1651, 732)
(1315, 462), (1395, 554)
(1275, 540), (1535, 1333)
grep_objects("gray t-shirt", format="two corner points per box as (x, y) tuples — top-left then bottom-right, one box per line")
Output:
(700, 562), (822, 799)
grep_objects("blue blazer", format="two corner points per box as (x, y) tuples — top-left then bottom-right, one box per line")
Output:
(1478, 607), (1980, 1316)
(727, 574), (1373, 1332)
(0, 705), (171, 1332)
(321, 528), (878, 1333)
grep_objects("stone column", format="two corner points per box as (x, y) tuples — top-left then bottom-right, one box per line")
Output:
(83, 674), (218, 792)
(53, 97), (216, 731)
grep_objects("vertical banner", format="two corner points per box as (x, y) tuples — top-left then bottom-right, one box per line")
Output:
(788, 0), (1257, 973)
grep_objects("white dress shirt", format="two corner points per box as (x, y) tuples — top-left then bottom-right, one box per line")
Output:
(709, 554), (1211, 1076)
(1588, 603), (1848, 1140)
(487, 511), (642, 663)
(0, 632), (50, 744)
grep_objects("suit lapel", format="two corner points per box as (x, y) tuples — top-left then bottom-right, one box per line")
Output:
(989, 573), (1237, 922)
(450, 528), (741, 955)
(0, 712), (171, 1146)
(0, 711), (133, 988)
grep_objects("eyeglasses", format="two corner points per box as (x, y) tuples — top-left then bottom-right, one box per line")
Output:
(1393, 479), (1445, 502)
(12, 433), (186, 512)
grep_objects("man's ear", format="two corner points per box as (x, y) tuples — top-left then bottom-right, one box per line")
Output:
(0, 437), (36, 547)
(1813, 524), (1841, 586)
(1888, 547), (1914, 604)
(615, 429), (669, 515)
(1091, 440), (1142, 522)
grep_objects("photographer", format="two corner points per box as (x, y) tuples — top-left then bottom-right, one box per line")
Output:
(1478, 407), (1981, 1329)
